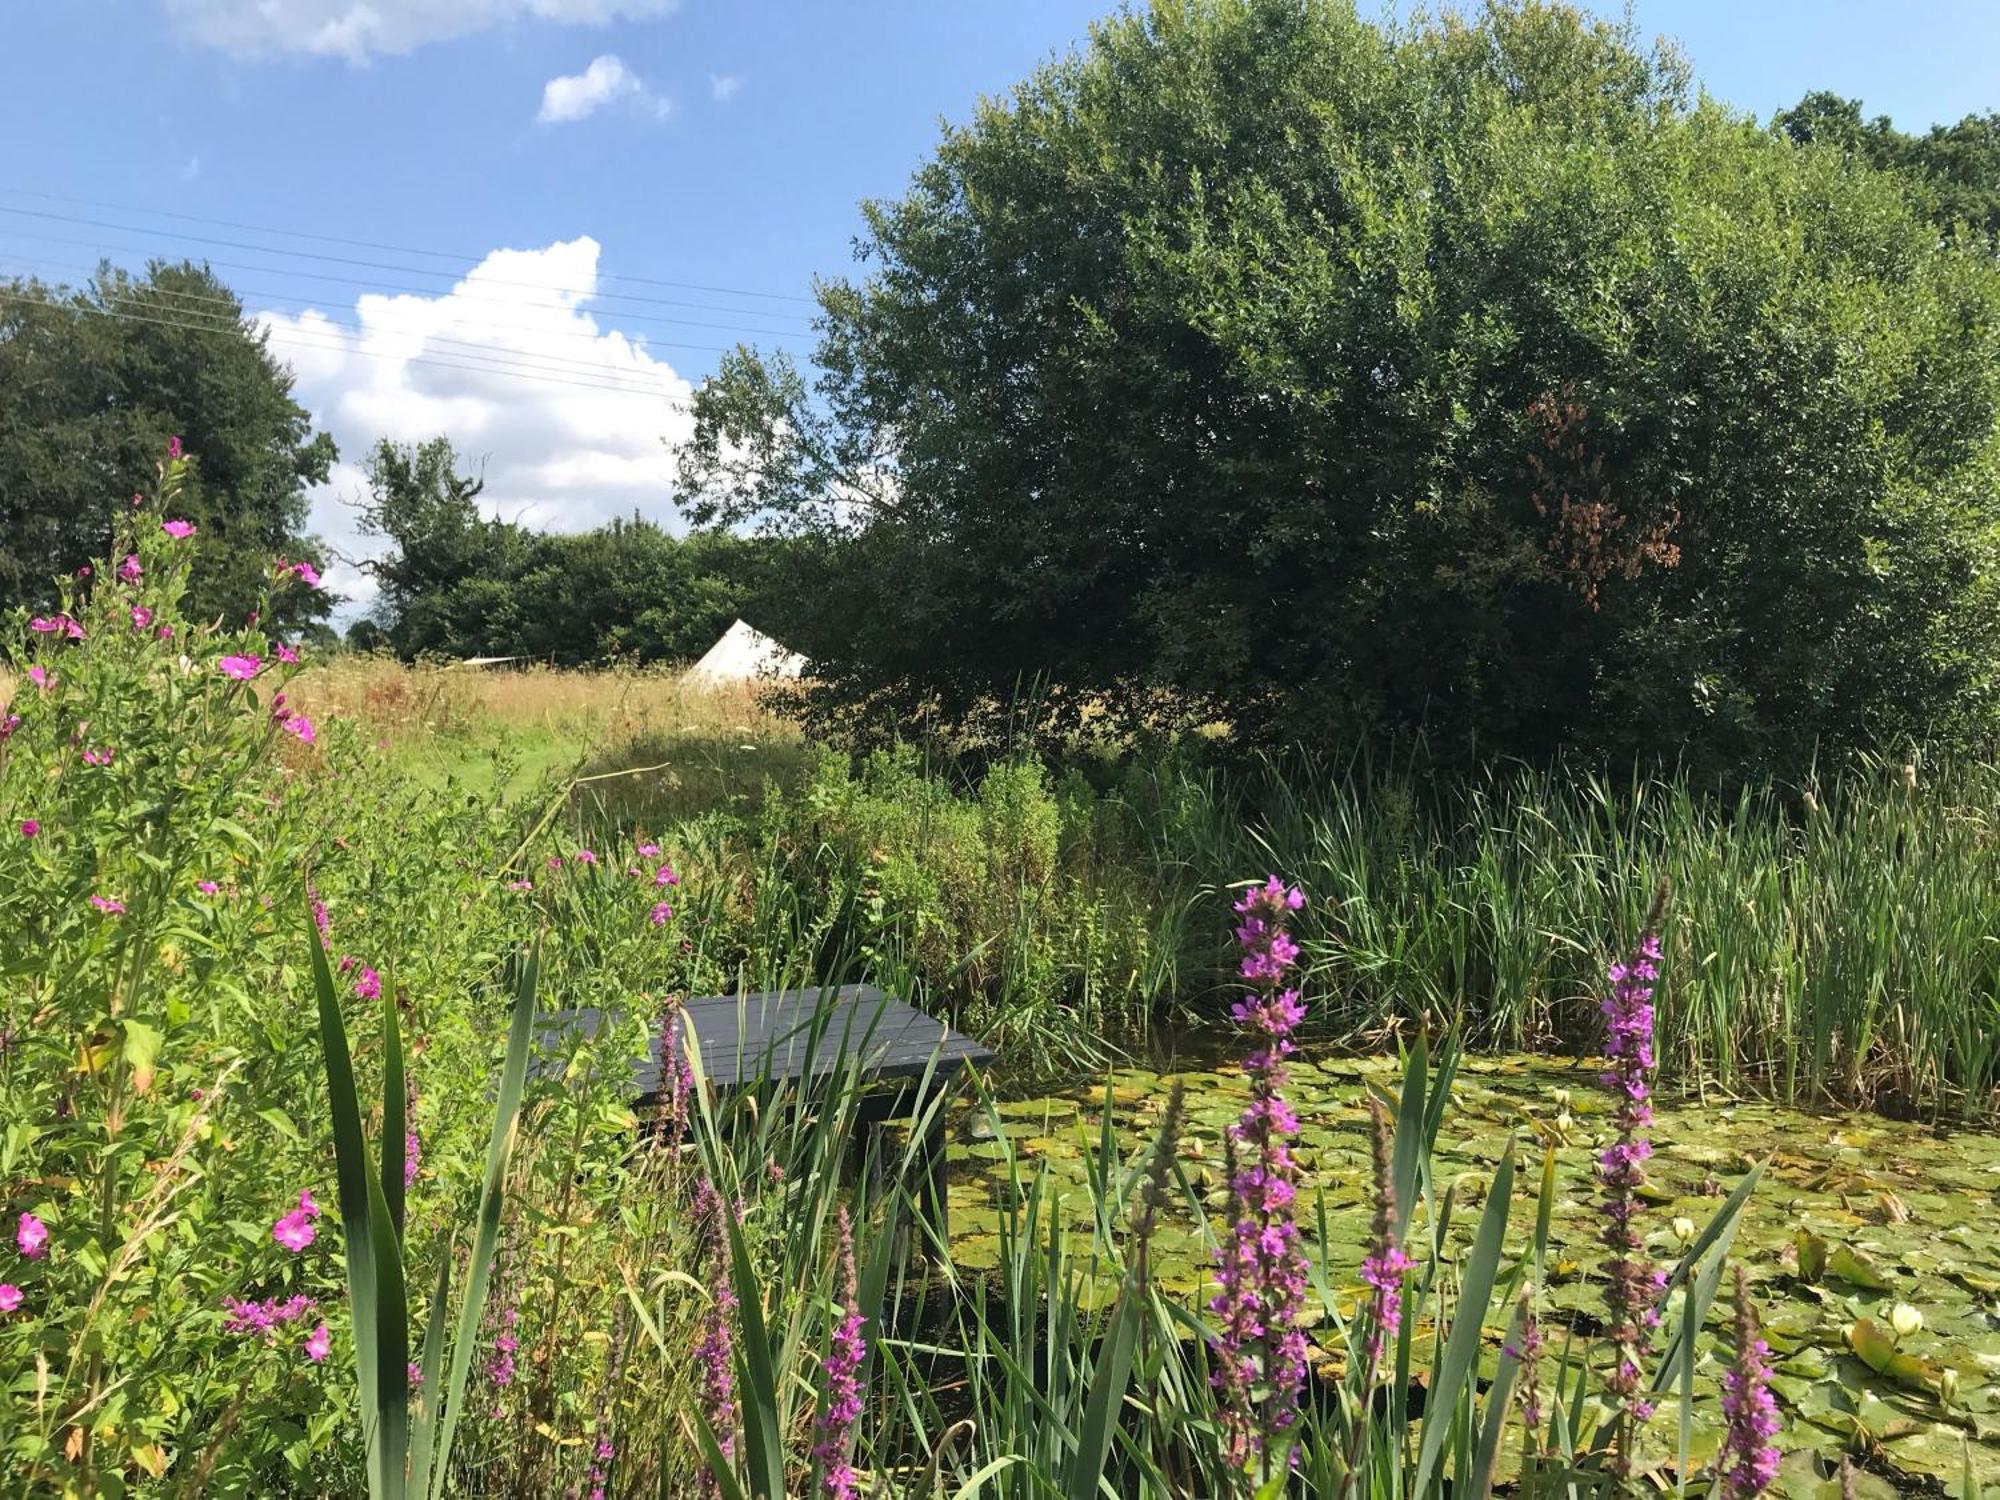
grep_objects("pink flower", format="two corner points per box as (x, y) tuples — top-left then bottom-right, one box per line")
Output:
(197, 880), (220, 895)
(219, 655), (261, 681)
(89, 895), (126, 915)
(280, 559), (321, 587)
(305, 1322), (331, 1362)
(649, 902), (672, 926)
(277, 643), (300, 665)
(354, 967), (381, 1001)
(0, 713), (19, 739)
(82, 747), (113, 767)
(0, 1284), (20, 1313)
(637, 842), (661, 858)
(27, 667), (47, 688)
(119, 554), (143, 583)
(19, 820), (37, 839)
(131, 607), (154, 630)
(162, 519), (196, 540)
(168, 435), (182, 459)
(16, 1213), (48, 1259)
(546, 856), (562, 872)
(156, 624), (174, 640)
(573, 849), (598, 866)
(273, 1190), (321, 1252)
(655, 866), (679, 888)
(506, 879), (533, 893)
(29, 616), (61, 634)
(280, 713), (316, 745)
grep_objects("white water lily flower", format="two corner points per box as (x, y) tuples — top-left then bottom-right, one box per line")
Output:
(1890, 1302), (1924, 1338)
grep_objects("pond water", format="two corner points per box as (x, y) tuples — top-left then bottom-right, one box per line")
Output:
(946, 1051), (2000, 1494)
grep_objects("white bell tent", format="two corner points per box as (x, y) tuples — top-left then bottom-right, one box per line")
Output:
(684, 619), (807, 685)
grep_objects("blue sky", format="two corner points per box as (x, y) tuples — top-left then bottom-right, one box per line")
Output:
(3, 0), (1997, 607)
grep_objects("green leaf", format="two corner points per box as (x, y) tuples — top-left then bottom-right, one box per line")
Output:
(1414, 1144), (1516, 1499)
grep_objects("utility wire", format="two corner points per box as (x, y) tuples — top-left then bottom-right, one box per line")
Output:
(0, 205), (822, 324)
(0, 289), (703, 404)
(0, 186), (820, 304)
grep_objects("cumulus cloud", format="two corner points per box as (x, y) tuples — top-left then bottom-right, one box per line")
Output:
(252, 238), (697, 618)
(709, 72), (742, 103)
(537, 54), (667, 123)
(163, 0), (679, 62)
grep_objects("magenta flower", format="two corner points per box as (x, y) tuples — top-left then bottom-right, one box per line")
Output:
(277, 642), (300, 664)
(156, 624), (174, 640)
(279, 559), (321, 587)
(273, 1190), (321, 1253)
(693, 1179), (740, 1497)
(1209, 876), (1311, 1471)
(506, 879), (533, 893)
(89, 895), (126, 915)
(27, 666), (47, 688)
(573, 849), (598, 866)
(131, 606), (154, 630)
(222, 1294), (317, 1337)
(162, 518), (196, 540)
(0, 1284), (20, 1313)
(655, 865), (679, 888)
(650, 901), (673, 926)
(1360, 1098), (1414, 1363)
(218, 654), (261, 681)
(1601, 921), (1666, 1471)
(0, 713), (20, 739)
(197, 880), (220, 895)
(119, 554), (143, 583)
(280, 713), (316, 744)
(305, 1322), (331, 1362)
(168, 435), (182, 459)
(814, 1207), (868, 1499)
(637, 841), (661, 857)
(19, 820), (37, 840)
(354, 967), (381, 1001)
(82, 747), (113, 767)
(16, 1212), (48, 1259)
(1721, 1265), (1781, 1499)
(28, 616), (61, 634)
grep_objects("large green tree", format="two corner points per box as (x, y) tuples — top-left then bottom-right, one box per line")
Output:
(1776, 90), (2000, 243)
(0, 261), (336, 631)
(679, 0), (2000, 769)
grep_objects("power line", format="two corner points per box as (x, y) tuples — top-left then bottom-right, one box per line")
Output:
(0, 205), (822, 324)
(0, 289), (704, 405)
(0, 246), (811, 356)
(0, 186), (820, 305)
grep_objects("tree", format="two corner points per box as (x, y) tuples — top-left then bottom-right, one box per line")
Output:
(0, 261), (336, 630)
(1777, 91), (2000, 243)
(681, 0), (2000, 770)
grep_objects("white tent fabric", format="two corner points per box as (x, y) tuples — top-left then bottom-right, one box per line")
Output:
(684, 619), (806, 684)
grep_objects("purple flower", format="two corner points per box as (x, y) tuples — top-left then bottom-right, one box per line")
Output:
(0, 1284), (21, 1313)
(16, 1212), (48, 1259)
(197, 881), (220, 895)
(1208, 876), (1310, 1471)
(273, 1190), (321, 1252)
(222, 1294), (317, 1337)
(1601, 919), (1665, 1473)
(354, 967), (381, 1001)
(637, 841), (661, 858)
(280, 713), (316, 745)
(814, 1207), (867, 1499)
(693, 1178), (740, 1497)
(1360, 1098), (1413, 1363)
(573, 849), (598, 866)
(304, 1321), (331, 1362)
(167, 435), (182, 459)
(1720, 1265), (1781, 1499)
(19, 820), (37, 840)
(89, 895), (126, 915)
(162, 518), (196, 540)
(131, 606), (154, 630)
(311, 895), (330, 936)
(650, 901), (673, 926)
(119, 554), (143, 583)
(655, 865), (680, 888)
(218, 654), (261, 681)
(277, 642), (300, 664)
(81, 747), (113, 767)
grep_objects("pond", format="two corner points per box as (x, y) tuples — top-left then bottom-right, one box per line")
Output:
(945, 1051), (2000, 1494)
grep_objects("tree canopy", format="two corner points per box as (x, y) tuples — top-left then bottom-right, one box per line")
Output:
(356, 435), (779, 664)
(680, 0), (2000, 769)
(0, 261), (336, 632)
(1776, 90), (2000, 243)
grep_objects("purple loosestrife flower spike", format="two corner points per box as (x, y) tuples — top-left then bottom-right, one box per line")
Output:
(1720, 1265), (1781, 1500)
(1360, 1096), (1413, 1365)
(1208, 876), (1310, 1472)
(693, 1177), (740, 1498)
(814, 1207), (868, 1499)
(1600, 893), (1667, 1477)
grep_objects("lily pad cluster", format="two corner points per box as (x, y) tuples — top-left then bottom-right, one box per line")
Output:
(946, 1052), (2000, 1494)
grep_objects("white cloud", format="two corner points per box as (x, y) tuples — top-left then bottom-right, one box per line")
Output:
(709, 72), (742, 103)
(537, 54), (644, 123)
(163, 0), (679, 62)
(252, 237), (697, 620)
(180, 154), (202, 181)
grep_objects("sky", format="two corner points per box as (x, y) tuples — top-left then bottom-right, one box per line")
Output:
(3, 0), (1997, 615)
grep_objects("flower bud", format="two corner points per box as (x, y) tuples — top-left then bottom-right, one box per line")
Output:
(1671, 1216), (1696, 1245)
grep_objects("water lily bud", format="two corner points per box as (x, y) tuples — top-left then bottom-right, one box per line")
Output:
(1890, 1302), (1923, 1338)
(1671, 1216), (1696, 1245)
(1939, 1368), (1959, 1405)
(1551, 1088), (1570, 1109)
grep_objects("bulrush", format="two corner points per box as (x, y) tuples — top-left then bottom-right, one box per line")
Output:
(1600, 896), (1668, 1478)
(1208, 875), (1310, 1472)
